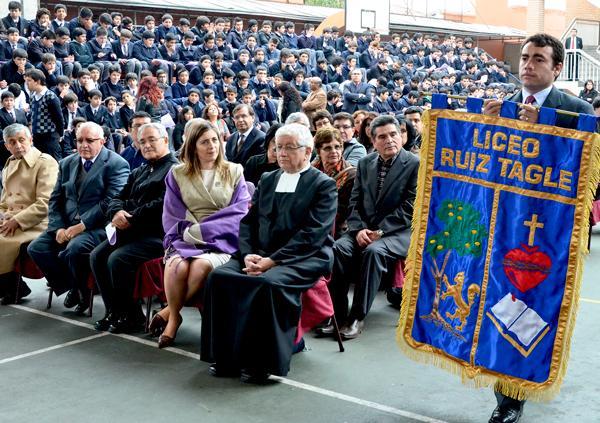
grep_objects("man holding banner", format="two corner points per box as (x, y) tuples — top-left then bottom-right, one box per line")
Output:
(484, 33), (593, 423)
(398, 32), (598, 423)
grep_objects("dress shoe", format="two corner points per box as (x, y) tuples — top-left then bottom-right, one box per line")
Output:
(109, 312), (145, 334)
(489, 404), (524, 423)
(386, 287), (403, 309)
(314, 318), (335, 337)
(240, 368), (271, 384)
(148, 312), (168, 337)
(63, 289), (80, 309)
(1, 281), (31, 305)
(73, 303), (89, 316)
(208, 363), (239, 378)
(340, 319), (365, 340)
(94, 312), (116, 331)
(157, 313), (183, 349)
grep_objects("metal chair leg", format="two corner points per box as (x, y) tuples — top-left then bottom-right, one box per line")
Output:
(331, 314), (345, 352)
(145, 296), (153, 333)
(46, 288), (53, 309)
(14, 273), (20, 304)
(87, 289), (93, 317)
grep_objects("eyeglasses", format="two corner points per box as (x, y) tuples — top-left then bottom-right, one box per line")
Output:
(276, 145), (306, 153)
(334, 125), (353, 130)
(321, 145), (343, 152)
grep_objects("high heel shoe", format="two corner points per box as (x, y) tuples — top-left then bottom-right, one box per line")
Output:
(158, 313), (182, 349)
(149, 311), (168, 337)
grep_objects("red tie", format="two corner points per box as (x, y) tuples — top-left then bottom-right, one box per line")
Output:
(524, 95), (536, 105)
(570, 37), (575, 50)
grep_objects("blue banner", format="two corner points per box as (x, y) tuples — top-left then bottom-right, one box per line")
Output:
(398, 109), (600, 400)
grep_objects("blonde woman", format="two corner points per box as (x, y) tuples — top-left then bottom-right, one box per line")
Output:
(153, 119), (251, 348)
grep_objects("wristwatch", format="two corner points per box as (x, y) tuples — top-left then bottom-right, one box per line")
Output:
(376, 229), (384, 237)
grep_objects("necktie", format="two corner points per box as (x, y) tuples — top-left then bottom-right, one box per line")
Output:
(123, 44), (128, 56)
(69, 112), (75, 129)
(237, 134), (245, 154)
(524, 95), (536, 105)
(570, 37), (575, 50)
(83, 160), (93, 172)
(9, 111), (15, 122)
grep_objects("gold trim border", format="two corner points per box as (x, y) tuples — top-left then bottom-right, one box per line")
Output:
(396, 108), (600, 401)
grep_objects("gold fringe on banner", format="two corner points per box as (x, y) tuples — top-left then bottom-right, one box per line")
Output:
(396, 109), (600, 402)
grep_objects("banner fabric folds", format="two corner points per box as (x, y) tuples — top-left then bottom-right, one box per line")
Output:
(397, 109), (600, 401)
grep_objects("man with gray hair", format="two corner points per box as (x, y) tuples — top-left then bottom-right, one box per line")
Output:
(301, 76), (327, 128)
(325, 115), (419, 340)
(0, 124), (58, 304)
(201, 123), (337, 383)
(90, 122), (178, 333)
(28, 122), (129, 315)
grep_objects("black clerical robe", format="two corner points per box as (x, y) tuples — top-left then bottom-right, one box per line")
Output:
(200, 166), (337, 376)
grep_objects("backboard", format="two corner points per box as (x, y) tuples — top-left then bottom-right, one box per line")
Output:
(345, 0), (391, 35)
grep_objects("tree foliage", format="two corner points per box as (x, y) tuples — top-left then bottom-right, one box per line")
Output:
(426, 199), (488, 258)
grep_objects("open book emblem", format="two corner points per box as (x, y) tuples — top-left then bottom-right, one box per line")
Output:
(486, 294), (550, 357)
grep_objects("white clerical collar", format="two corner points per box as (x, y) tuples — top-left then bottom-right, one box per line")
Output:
(522, 85), (552, 107)
(275, 163), (311, 193)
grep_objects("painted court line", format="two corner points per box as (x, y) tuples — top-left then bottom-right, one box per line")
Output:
(0, 333), (108, 365)
(9, 303), (446, 423)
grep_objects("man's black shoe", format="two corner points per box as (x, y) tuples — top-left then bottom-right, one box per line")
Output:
(63, 289), (80, 309)
(109, 314), (145, 334)
(1, 280), (31, 305)
(240, 368), (271, 384)
(386, 287), (403, 309)
(489, 404), (523, 423)
(208, 363), (239, 378)
(94, 312), (116, 331)
(73, 302), (89, 316)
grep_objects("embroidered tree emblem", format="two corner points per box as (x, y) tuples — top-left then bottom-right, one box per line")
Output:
(424, 199), (488, 325)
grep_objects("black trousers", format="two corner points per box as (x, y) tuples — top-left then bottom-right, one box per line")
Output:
(329, 234), (400, 322)
(33, 132), (62, 162)
(28, 229), (105, 296)
(90, 237), (163, 314)
(495, 388), (525, 410)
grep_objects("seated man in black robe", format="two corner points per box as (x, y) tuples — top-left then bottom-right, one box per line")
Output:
(201, 123), (337, 383)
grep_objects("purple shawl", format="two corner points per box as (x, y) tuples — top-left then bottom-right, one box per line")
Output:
(162, 170), (251, 259)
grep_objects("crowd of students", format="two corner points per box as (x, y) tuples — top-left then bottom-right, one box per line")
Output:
(0, 1), (524, 169)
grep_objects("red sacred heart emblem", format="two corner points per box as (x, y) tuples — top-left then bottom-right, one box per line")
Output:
(502, 244), (552, 293)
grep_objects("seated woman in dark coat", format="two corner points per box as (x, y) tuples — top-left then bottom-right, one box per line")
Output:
(243, 123), (281, 186)
(201, 123), (337, 383)
(312, 127), (356, 239)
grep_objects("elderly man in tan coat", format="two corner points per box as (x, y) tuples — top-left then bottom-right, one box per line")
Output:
(0, 123), (59, 304)
(302, 77), (327, 129)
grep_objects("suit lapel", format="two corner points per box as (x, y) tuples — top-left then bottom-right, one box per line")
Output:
(78, 148), (108, 197)
(365, 154), (379, 205)
(541, 86), (561, 109)
(237, 128), (256, 159)
(376, 151), (406, 204)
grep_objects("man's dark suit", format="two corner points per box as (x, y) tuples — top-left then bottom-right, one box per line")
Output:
(342, 81), (373, 113)
(225, 127), (266, 167)
(508, 87), (594, 129)
(28, 147), (129, 297)
(330, 149), (419, 323)
(0, 107), (27, 128)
